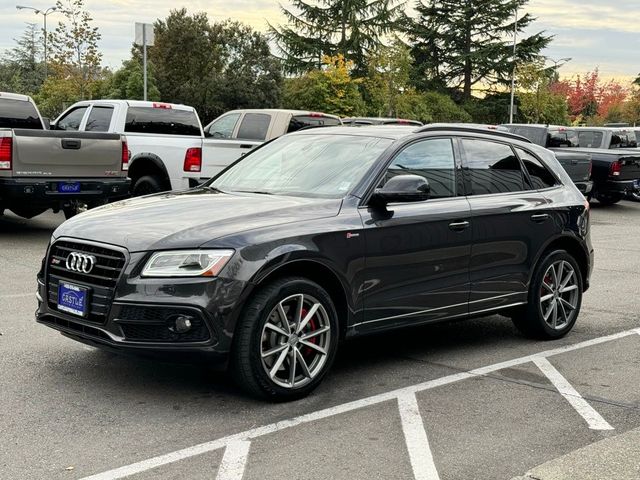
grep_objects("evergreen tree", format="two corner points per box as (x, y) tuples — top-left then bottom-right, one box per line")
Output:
(409, 0), (551, 100)
(0, 23), (45, 95)
(270, 0), (406, 75)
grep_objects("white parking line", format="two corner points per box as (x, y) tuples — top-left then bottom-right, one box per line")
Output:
(398, 392), (441, 480)
(79, 328), (639, 480)
(215, 440), (251, 480)
(533, 357), (614, 431)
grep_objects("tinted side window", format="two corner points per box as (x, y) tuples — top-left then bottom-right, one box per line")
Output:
(287, 115), (341, 133)
(577, 131), (603, 148)
(462, 139), (525, 195)
(548, 129), (578, 148)
(85, 106), (114, 132)
(610, 130), (637, 148)
(0, 98), (42, 129)
(125, 107), (201, 136)
(207, 113), (241, 139)
(386, 138), (456, 199)
(516, 148), (557, 189)
(56, 107), (88, 131)
(237, 113), (271, 140)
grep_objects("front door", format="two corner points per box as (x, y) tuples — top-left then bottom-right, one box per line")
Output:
(357, 137), (472, 333)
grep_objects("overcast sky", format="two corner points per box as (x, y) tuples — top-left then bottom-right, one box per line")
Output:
(1, 0), (638, 81)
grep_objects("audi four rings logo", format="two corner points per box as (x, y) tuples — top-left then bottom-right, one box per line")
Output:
(66, 252), (97, 274)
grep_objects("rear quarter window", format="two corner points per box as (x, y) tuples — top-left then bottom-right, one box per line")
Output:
(124, 107), (201, 136)
(237, 113), (271, 140)
(0, 98), (42, 129)
(287, 115), (341, 133)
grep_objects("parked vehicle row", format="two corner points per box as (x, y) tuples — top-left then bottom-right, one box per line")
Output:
(0, 92), (130, 219)
(504, 124), (640, 205)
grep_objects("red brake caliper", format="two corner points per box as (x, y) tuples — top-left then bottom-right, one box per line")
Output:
(300, 308), (318, 357)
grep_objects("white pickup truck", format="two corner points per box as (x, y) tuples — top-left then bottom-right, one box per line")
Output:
(185, 109), (342, 186)
(52, 100), (205, 195)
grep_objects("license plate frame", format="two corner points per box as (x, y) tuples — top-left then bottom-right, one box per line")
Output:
(57, 182), (81, 193)
(57, 282), (90, 317)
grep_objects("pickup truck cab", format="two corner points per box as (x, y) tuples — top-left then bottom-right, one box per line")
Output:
(575, 127), (638, 149)
(0, 92), (130, 219)
(191, 109), (342, 185)
(53, 100), (204, 195)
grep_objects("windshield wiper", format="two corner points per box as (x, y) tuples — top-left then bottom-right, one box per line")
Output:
(235, 190), (274, 195)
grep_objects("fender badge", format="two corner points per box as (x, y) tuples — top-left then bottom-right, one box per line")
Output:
(346, 232), (360, 239)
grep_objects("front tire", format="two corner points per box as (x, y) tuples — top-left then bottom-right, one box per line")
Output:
(231, 277), (339, 401)
(511, 250), (583, 340)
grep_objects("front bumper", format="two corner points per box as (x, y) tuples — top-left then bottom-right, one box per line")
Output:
(36, 245), (249, 360)
(0, 177), (131, 207)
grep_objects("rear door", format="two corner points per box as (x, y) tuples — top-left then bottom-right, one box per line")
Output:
(358, 137), (472, 332)
(201, 112), (272, 179)
(460, 137), (555, 313)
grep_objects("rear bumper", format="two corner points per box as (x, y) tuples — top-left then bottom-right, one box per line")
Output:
(0, 177), (131, 206)
(576, 180), (593, 195)
(599, 179), (635, 194)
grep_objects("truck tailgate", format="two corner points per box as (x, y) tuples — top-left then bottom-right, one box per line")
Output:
(201, 139), (261, 179)
(617, 154), (640, 181)
(553, 151), (591, 182)
(11, 130), (124, 178)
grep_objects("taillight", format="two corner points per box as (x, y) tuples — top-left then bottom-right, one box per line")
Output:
(0, 137), (12, 170)
(121, 140), (130, 171)
(183, 147), (202, 173)
(610, 160), (622, 176)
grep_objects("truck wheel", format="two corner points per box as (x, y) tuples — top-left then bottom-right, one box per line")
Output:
(596, 193), (623, 205)
(132, 175), (165, 196)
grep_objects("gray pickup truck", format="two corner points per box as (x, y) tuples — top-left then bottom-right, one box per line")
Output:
(504, 124), (640, 205)
(0, 92), (130, 219)
(574, 127), (637, 149)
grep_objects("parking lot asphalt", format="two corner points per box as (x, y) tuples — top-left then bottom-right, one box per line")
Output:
(1, 201), (640, 480)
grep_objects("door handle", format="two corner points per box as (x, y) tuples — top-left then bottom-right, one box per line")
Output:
(531, 213), (550, 223)
(61, 139), (81, 150)
(239, 144), (254, 149)
(449, 220), (470, 232)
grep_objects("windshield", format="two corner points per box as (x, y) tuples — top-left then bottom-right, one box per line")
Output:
(210, 133), (393, 198)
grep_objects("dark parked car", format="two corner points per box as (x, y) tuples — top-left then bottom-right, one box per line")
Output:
(37, 125), (593, 400)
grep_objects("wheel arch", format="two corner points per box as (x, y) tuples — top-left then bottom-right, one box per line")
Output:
(128, 153), (171, 189)
(252, 257), (353, 340)
(533, 234), (590, 291)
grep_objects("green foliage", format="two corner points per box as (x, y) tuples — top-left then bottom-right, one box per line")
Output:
(409, 0), (551, 99)
(48, 0), (103, 99)
(395, 90), (471, 123)
(463, 93), (513, 124)
(270, 0), (406, 75)
(283, 55), (366, 117)
(516, 60), (568, 124)
(107, 53), (161, 101)
(363, 38), (413, 117)
(0, 23), (45, 95)
(152, 9), (282, 123)
(33, 76), (81, 118)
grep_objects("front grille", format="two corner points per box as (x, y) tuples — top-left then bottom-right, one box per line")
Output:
(47, 240), (126, 324)
(116, 305), (211, 343)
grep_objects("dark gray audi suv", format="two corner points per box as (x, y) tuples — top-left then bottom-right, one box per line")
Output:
(37, 125), (593, 400)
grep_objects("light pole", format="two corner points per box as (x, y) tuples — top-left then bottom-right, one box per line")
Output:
(16, 5), (58, 80)
(509, 8), (518, 124)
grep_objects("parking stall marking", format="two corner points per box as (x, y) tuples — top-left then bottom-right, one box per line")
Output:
(215, 440), (251, 480)
(79, 328), (640, 480)
(398, 392), (441, 480)
(533, 357), (614, 431)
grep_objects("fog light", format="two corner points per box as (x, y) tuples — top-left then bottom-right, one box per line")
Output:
(171, 315), (193, 334)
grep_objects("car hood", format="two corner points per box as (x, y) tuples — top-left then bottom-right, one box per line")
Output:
(54, 189), (343, 252)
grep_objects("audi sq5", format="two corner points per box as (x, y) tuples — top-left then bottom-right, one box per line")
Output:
(37, 125), (593, 400)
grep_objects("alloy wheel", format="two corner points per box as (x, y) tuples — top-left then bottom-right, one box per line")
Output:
(260, 293), (331, 389)
(539, 260), (579, 330)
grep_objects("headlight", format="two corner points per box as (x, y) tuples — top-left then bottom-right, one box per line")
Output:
(142, 250), (234, 277)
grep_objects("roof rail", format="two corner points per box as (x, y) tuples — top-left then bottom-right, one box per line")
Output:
(416, 124), (532, 144)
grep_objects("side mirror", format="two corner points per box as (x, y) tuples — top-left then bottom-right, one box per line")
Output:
(42, 117), (51, 129)
(371, 174), (430, 207)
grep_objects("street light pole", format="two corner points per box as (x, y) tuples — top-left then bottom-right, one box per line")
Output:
(509, 8), (518, 124)
(16, 5), (58, 80)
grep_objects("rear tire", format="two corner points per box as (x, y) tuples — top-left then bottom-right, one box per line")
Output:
(132, 175), (166, 196)
(231, 277), (339, 401)
(511, 250), (583, 340)
(596, 192), (623, 205)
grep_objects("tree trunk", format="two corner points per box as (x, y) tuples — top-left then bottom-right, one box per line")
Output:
(463, 0), (473, 100)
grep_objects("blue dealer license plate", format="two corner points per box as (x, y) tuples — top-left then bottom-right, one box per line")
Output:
(58, 182), (81, 193)
(58, 282), (89, 317)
